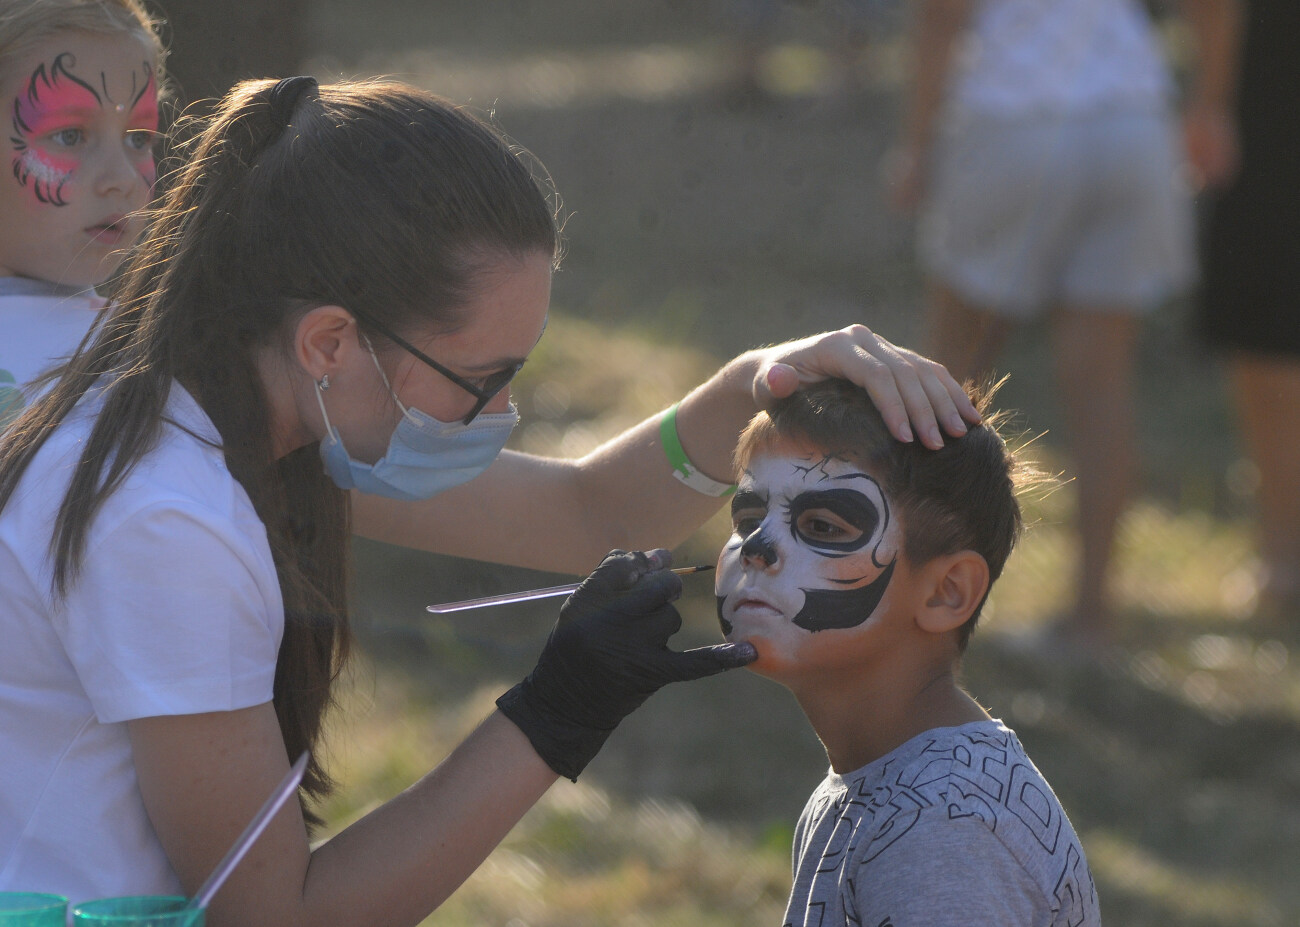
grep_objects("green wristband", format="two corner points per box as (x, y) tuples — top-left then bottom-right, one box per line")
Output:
(660, 403), (737, 497)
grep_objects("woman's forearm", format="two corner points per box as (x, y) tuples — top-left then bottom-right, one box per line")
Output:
(134, 708), (557, 927)
(351, 326), (977, 574)
(296, 713), (557, 927)
(348, 359), (752, 574)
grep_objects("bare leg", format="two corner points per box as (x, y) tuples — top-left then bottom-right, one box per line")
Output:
(1050, 307), (1140, 645)
(1228, 352), (1300, 621)
(924, 281), (1014, 383)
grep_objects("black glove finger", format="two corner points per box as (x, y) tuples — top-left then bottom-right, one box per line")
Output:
(566, 553), (681, 623)
(612, 568), (684, 622)
(576, 548), (671, 596)
(655, 640), (758, 683)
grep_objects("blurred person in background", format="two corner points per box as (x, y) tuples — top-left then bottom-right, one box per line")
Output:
(1196, 0), (1299, 630)
(886, 0), (1240, 652)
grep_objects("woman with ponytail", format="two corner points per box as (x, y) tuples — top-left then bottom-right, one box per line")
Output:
(0, 76), (976, 923)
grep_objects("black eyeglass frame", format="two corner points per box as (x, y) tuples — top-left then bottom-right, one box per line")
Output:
(349, 308), (523, 425)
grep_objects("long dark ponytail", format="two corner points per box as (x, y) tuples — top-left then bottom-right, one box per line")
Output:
(0, 78), (559, 824)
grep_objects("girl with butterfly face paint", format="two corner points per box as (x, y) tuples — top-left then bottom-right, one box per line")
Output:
(0, 18), (159, 288)
(0, 0), (161, 426)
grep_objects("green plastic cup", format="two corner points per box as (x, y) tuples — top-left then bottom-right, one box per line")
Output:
(0, 892), (68, 926)
(70, 896), (202, 926)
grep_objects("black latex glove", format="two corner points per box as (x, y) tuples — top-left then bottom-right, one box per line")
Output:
(497, 548), (756, 781)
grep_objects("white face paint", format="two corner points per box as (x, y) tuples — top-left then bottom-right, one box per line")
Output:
(715, 444), (904, 676)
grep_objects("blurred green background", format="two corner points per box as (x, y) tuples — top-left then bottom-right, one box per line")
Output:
(164, 1), (1300, 923)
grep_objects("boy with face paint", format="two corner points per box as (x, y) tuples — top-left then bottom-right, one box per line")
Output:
(715, 379), (1101, 926)
(0, 0), (161, 426)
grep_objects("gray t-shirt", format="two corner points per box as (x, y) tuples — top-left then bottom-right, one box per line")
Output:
(784, 720), (1100, 926)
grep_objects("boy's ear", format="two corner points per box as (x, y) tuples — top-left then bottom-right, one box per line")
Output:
(915, 551), (990, 635)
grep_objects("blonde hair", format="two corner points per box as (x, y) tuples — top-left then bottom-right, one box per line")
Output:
(0, 0), (163, 85)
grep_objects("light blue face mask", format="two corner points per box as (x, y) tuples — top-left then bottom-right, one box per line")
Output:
(314, 342), (518, 501)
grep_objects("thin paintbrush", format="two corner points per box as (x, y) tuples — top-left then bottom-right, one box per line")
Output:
(426, 565), (715, 614)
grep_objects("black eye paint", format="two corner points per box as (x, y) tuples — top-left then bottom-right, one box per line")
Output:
(731, 487), (773, 554)
(792, 559), (896, 632)
(787, 488), (881, 553)
(730, 487), (766, 516)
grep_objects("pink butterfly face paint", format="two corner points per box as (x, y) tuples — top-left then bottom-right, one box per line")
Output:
(0, 31), (158, 287)
(119, 65), (159, 189)
(9, 51), (158, 207)
(715, 446), (904, 677)
(13, 146), (75, 205)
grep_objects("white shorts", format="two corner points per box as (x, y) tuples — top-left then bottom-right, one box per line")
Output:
(919, 106), (1195, 318)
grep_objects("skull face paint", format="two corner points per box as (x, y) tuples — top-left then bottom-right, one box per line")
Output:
(10, 52), (158, 206)
(715, 445), (903, 669)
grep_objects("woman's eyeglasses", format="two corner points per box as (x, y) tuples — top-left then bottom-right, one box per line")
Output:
(349, 308), (522, 425)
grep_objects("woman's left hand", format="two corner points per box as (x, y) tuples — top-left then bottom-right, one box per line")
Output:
(749, 324), (980, 450)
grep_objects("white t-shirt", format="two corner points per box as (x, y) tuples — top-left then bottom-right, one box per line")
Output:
(0, 383), (284, 903)
(947, 0), (1172, 120)
(0, 277), (104, 425)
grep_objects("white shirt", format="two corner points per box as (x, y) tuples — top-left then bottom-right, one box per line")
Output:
(0, 277), (104, 424)
(948, 0), (1172, 120)
(0, 383), (283, 903)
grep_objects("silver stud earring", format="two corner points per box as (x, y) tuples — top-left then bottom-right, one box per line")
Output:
(318, 374), (330, 390)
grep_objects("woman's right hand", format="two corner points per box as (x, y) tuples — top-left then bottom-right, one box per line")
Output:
(496, 549), (755, 780)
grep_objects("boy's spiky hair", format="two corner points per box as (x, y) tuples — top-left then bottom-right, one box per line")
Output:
(735, 378), (1044, 650)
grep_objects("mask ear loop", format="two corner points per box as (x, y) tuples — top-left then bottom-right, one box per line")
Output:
(361, 332), (416, 420)
(314, 376), (338, 436)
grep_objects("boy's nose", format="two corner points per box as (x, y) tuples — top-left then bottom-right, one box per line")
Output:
(740, 530), (779, 569)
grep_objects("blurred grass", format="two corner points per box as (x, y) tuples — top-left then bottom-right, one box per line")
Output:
(293, 2), (1299, 923)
